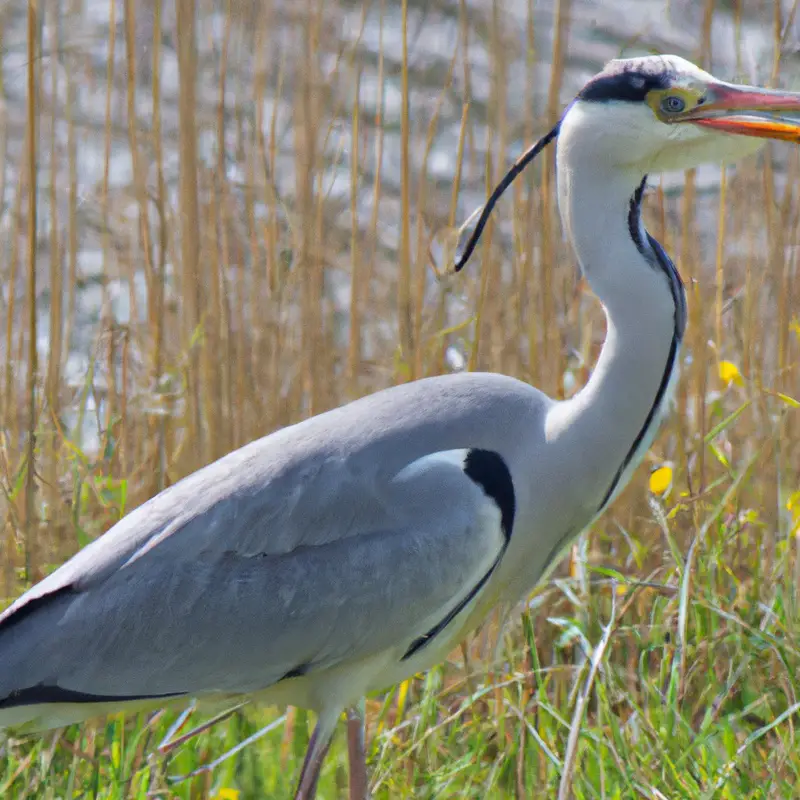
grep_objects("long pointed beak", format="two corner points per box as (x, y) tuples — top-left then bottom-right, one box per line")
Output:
(682, 81), (800, 142)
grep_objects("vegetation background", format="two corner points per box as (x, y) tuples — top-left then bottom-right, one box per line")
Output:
(2, 0), (800, 796)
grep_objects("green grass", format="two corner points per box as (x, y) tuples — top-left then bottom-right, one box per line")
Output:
(7, 503), (800, 799)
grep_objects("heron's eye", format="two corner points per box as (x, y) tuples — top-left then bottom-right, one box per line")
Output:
(661, 95), (687, 114)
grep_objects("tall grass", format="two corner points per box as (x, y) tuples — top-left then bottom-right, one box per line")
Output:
(1, 0), (800, 796)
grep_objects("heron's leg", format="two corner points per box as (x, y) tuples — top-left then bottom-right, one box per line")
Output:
(346, 701), (368, 800)
(294, 711), (338, 800)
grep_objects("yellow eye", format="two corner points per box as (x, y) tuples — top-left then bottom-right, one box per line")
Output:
(646, 87), (700, 121)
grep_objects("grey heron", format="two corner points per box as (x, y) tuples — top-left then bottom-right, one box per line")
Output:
(2, 54), (800, 799)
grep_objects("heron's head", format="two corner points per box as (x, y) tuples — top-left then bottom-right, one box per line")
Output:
(561, 54), (800, 173)
(453, 55), (800, 272)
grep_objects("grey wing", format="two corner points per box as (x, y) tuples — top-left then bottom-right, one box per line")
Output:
(0, 449), (507, 699)
(0, 370), (538, 626)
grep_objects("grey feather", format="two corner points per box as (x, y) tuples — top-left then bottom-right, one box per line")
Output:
(0, 372), (543, 700)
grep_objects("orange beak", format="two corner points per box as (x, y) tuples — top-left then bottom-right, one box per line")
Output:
(681, 81), (800, 142)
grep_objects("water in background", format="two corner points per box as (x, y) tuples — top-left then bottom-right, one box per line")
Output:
(0, 0), (798, 449)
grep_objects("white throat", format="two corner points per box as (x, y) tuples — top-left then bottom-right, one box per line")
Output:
(546, 105), (685, 516)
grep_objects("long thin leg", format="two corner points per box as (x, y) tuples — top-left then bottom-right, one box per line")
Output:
(346, 702), (368, 800)
(294, 710), (339, 800)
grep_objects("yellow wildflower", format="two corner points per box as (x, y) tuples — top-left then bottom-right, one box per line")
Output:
(718, 360), (743, 387)
(649, 465), (673, 495)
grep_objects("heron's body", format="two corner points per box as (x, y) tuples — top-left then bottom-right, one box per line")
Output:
(0, 326), (679, 727)
(3, 54), (800, 798)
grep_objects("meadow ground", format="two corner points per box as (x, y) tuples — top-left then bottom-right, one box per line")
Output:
(2, 0), (800, 796)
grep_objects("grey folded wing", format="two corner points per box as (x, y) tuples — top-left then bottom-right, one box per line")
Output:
(0, 448), (507, 701)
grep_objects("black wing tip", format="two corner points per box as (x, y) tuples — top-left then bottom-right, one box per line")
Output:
(0, 685), (184, 710)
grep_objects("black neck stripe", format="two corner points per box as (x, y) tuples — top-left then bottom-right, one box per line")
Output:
(522, 174), (687, 580)
(597, 178), (686, 512)
(627, 176), (648, 252)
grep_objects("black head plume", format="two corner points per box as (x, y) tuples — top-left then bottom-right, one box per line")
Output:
(453, 120), (561, 273)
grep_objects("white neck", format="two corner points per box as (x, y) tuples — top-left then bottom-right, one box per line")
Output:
(546, 123), (684, 516)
